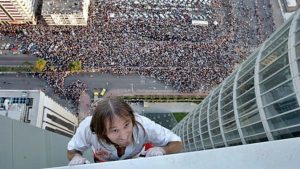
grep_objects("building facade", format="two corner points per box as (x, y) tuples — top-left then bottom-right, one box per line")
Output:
(0, 90), (78, 137)
(0, 0), (37, 25)
(42, 0), (90, 26)
(172, 9), (300, 152)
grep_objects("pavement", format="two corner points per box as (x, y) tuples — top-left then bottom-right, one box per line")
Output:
(270, 0), (285, 28)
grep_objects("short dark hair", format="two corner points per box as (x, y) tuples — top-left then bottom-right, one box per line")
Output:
(90, 97), (137, 144)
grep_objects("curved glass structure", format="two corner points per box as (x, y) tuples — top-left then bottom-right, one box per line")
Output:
(172, 10), (300, 152)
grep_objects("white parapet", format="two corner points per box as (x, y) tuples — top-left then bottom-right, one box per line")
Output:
(47, 137), (300, 169)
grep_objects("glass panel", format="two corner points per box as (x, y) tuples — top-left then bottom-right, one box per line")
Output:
(222, 112), (235, 124)
(210, 119), (219, 129)
(223, 120), (237, 132)
(195, 140), (203, 151)
(203, 138), (212, 149)
(237, 88), (256, 105)
(222, 85), (233, 98)
(214, 143), (225, 148)
(239, 110), (260, 127)
(200, 118), (207, 126)
(260, 53), (289, 80)
(264, 95), (299, 118)
(296, 20), (300, 31)
(244, 133), (268, 144)
(263, 29), (289, 57)
(209, 111), (218, 121)
(210, 98), (218, 107)
(241, 122), (265, 137)
(221, 94), (233, 107)
(260, 41), (288, 69)
(227, 139), (242, 146)
(265, 23), (290, 47)
(202, 132), (209, 139)
(237, 69), (254, 86)
(296, 30), (300, 43)
(211, 127), (221, 136)
(222, 103), (233, 114)
(297, 44), (300, 58)
(237, 78), (254, 96)
(298, 59), (300, 72)
(239, 56), (256, 75)
(237, 99), (257, 116)
(261, 80), (294, 105)
(268, 109), (300, 130)
(201, 124), (208, 133)
(224, 130), (240, 140)
(272, 126), (300, 140)
(212, 135), (223, 144)
(260, 67), (291, 93)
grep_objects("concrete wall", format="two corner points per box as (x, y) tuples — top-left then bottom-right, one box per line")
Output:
(0, 115), (92, 169)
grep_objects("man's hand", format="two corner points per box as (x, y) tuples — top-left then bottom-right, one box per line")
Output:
(145, 147), (166, 157)
(68, 155), (90, 166)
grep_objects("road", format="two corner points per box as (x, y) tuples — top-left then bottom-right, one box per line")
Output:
(64, 72), (174, 94)
(0, 55), (36, 66)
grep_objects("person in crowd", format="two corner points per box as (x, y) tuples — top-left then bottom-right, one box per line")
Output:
(67, 97), (182, 166)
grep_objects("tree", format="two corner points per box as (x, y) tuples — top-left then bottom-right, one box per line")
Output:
(34, 58), (46, 72)
(68, 60), (82, 72)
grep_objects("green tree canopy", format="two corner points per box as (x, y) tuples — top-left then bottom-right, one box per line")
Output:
(34, 58), (47, 72)
(68, 60), (82, 72)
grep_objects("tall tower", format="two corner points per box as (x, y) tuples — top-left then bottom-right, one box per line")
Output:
(0, 0), (37, 25)
(172, 9), (300, 152)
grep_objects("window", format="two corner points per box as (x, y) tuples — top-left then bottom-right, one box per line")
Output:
(237, 99), (257, 117)
(224, 130), (240, 140)
(272, 126), (300, 140)
(260, 41), (288, 69)
(260, 53), (289, 80)
(261, 80), (294, 105)
(260, 67), (291, 93)
(237, 88), (256, 105)
(244, 133), (268, 144)
(239, 110), (260, 127)
(263, 28), (289, 57)
(264, 95), (299, 118)
(227, 138), (242, 146)
(268, 109), (300, 130)
(237, 78), (254, 97)
(241, 122), (265, 137)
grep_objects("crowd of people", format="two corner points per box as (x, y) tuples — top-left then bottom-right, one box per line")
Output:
(0, 0), (275, 108)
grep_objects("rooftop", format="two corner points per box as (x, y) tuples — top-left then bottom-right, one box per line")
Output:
(42, 0), (83, 14)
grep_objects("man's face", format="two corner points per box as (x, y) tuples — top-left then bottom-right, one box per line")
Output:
(106, 116), (133, 147)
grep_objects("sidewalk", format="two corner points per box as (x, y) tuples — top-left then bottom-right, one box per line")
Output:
(270, 0), (285, 28)
(107, 89), (209, 97)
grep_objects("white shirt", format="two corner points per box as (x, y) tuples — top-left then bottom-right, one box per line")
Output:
(68, 113), (181, 162)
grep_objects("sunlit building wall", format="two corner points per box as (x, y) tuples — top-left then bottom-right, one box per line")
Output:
(172, 9), (300, 152)
(0, 0), (37, 25)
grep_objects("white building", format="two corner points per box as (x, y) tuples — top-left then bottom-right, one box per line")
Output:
(0, 0), (37, 25)
(41, 0), (90, 26)
(0, 90), (78, 137)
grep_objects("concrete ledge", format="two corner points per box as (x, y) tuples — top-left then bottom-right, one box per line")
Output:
(48, 137), (300, 169)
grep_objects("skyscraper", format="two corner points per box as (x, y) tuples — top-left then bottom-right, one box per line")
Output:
(0, 0), (37, 25)
(172, 9), (300, 152)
